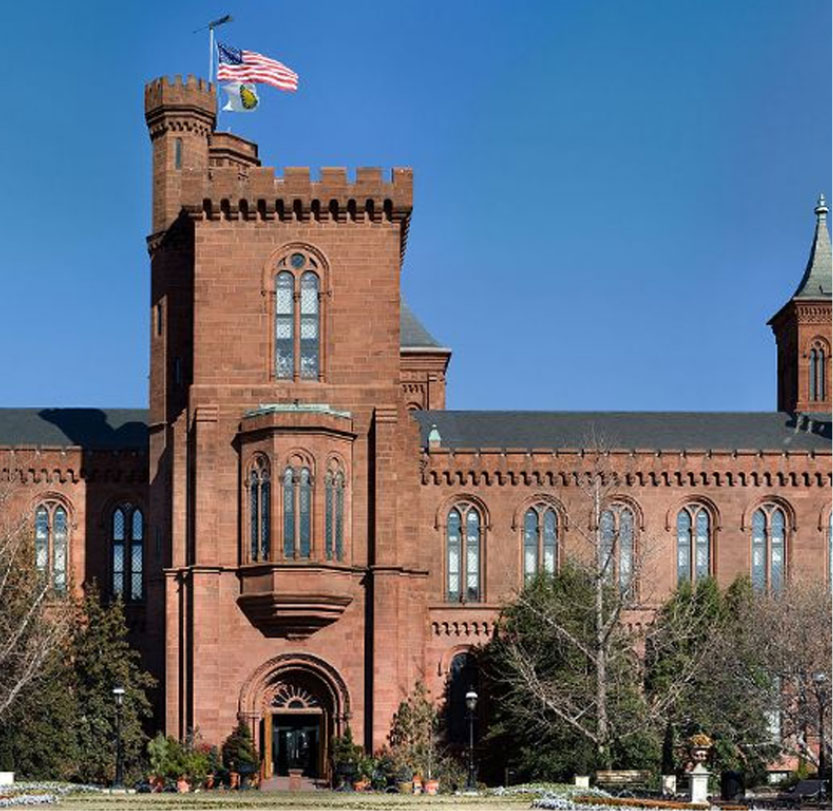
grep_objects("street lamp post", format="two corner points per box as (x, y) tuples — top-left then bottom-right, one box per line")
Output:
(465, 688), (478, 791)
(112, 686), (125, 789)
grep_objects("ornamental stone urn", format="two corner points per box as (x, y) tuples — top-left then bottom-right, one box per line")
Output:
(687, 733), (713, 804)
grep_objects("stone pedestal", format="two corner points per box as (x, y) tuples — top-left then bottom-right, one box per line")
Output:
(288, 769), (303, 792)
(661, 774), (677, 796)
(574, 775), (590, 789)
(689, 763), (710, 804)
(0, 773), (13, 786)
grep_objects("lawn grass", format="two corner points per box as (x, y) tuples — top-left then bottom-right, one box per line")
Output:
(60, 792), (532, 811)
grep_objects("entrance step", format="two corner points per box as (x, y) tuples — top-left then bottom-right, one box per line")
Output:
(260, 775), (327, 792)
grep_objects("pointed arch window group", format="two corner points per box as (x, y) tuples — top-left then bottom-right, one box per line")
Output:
(275, 251), (322, 381)
(246, 454), (346, 563)
(600, 503), (635, 590)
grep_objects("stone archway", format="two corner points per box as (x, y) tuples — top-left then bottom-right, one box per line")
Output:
(238, 654), (351, 781)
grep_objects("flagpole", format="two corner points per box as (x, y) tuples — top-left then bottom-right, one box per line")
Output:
(193, 15), (233, 121)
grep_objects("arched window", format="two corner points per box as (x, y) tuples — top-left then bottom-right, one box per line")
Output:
(600, 504), (635, 590)
(112, 504), (144, 601)
(248, 457), (271, 562)
(809, 340), (827, 402)
(447, 503), (482, 602)
(274, 250), (322, 381)
(677, 504), (711, 585)
(522, 504), (559, 583)
(751, 504), (786, 593)
(282, 463), (313, 559)
(34, 501), (69, 595)
(325, 463), (345, 561)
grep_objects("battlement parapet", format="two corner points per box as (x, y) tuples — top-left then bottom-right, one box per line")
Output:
(180, 165), (413, 223)
(145, 74), (216, 136)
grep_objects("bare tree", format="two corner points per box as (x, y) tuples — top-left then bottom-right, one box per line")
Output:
(489, 443), (718, 769)
(759, 581), (832, 773)
(0, 467), (71, 720)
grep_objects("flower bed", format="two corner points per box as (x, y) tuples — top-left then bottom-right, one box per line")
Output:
(533, 793), (710, 811)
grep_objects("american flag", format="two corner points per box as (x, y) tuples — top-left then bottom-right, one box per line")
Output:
(217, 43), (298, 92)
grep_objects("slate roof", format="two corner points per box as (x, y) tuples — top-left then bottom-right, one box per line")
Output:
(790, 196), (832, 300)
(0, 409), (148, 449)
(400, 302), (446, 349)
(412, 410), (832, 452)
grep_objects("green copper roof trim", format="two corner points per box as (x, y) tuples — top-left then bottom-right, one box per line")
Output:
(245, 403), (352, 420)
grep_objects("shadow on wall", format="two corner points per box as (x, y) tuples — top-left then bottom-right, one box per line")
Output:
(38, 408), (148, 449)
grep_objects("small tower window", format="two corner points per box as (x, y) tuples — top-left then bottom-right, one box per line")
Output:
(174, 138), (183, 170)
(809, 341), (827, 402)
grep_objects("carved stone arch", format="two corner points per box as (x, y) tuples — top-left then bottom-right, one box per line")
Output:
(802, 333), (831, 357)
(244, 451), (271, 477)
(30, 491), (77, 530)
(281, 448), (316, 480)
(741, 495), (798, 532)
(664, 495), (722, 533)
(97, 491), (145, 531)
(261, 241), (332, 295)
(438, 643), (478, 677)
(602, 494), (645, 532)
(511, 493), (568, 531)
(433, 493), (492, 531)
(238, 652), (351, 725)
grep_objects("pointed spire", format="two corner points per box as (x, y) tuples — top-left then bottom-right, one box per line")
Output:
(791, 193), (832, 299)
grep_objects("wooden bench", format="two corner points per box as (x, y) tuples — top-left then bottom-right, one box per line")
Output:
(594, 770), (653, 792)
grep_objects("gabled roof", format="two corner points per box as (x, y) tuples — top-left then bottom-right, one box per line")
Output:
(400, 302), (446, 350)
(0, 408), (148, 449)
(412, 410), (831, 452)
(792, 194), (832, 299)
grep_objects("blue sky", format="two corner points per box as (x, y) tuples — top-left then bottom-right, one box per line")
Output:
(1, 0), (829, 410)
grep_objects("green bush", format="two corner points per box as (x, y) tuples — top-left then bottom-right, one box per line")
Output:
(221, 721), (258, 772)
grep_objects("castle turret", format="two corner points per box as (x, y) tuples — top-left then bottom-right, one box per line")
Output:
(769, 195), (832, 413)
(144, 75), (216, 233)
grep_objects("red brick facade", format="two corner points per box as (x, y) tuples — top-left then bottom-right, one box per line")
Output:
(0, 75), (829, 781)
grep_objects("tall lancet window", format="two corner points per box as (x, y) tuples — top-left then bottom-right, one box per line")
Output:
(751, 504), (787, 593)
(600, 504), (635, 591)
(522, 504), (559, 583)
(34, 502), (70, 595)
(282, 460), (313, 559)
(112, 504), (144, 601)
(325, 462), (346, 561)
(446, 502), (482, 602)
(273, 250), (323, 381)
(248, 457), (271, 562)
(677, 504), (712, 585)
(275, 271), (294, 379)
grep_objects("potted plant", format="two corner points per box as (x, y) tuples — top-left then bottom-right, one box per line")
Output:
(395, 764), (414, 794)
(331, 726), (363, 788)
(221, 721), (258, 790)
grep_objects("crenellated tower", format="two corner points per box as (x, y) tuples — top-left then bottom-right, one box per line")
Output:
(769, 194), (833, 413)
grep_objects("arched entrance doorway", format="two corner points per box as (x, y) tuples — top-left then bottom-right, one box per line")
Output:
(239, 654), (350, 781)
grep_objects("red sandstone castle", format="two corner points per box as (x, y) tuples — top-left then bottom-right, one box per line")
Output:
(0, 76), (830, 781)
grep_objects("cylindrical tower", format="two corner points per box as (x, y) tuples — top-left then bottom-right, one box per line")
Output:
(144, 75), (216, 233)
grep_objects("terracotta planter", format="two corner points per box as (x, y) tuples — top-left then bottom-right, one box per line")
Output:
(397, 780), (413, 794)
(353, 779), (370, 791)
(424, 778), (440, 795)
